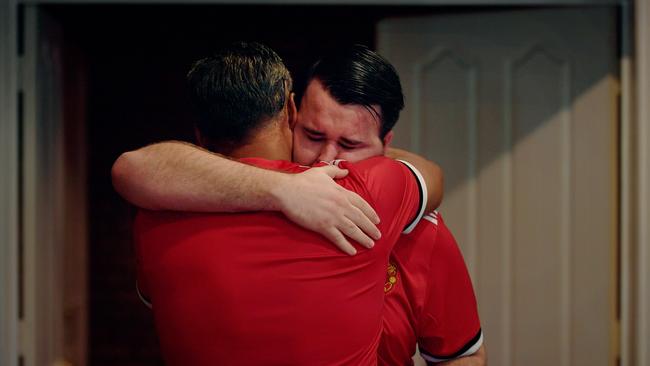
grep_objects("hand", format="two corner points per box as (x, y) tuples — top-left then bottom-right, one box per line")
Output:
(273, 165), (381, 255)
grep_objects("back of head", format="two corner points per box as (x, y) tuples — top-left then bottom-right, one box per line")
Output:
(187, 42), (292, 154)
(306, 44), (404, 139)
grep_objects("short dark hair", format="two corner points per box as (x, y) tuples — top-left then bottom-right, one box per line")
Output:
(187, 42), (292, 154)
(306, 44), (404, 139)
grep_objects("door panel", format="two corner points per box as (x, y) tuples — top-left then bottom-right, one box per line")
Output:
(417, 50), (479, 277)
(378, 8), (618, 366)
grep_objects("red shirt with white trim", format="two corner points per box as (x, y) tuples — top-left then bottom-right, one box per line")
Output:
(379, 212), (482, 365)
(134, 156), (426, 366)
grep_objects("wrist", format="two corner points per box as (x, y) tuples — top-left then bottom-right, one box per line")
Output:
(264, 170), (291, 213)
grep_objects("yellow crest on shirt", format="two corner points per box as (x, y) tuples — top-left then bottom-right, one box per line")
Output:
(384, 263), (399, 293)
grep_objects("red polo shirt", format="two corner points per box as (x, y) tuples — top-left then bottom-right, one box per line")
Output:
(379, 212), (483, 365)
(134, 156), (427, 366)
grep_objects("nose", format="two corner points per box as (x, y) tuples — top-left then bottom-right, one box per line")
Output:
(317, 142), (338, 162)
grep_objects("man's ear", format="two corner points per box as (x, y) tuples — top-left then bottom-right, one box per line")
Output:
(382, 130), (394, 149)
(288, 92), (298, 129)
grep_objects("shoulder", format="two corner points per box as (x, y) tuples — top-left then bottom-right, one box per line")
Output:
(239, 157), (307, 173)
(336, 156), (421, 178)
(422, 211), (440, 227)
(335, 156), (426, 204)
(429, 213), (459, 252)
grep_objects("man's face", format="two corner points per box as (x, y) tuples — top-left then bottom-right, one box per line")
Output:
(292, 79), (392, 165)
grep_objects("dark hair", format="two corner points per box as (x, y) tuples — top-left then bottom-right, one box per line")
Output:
(306, 44), (404, 139)
(187, 41), (292, 154)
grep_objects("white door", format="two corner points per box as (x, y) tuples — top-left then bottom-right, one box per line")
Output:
(379, 7), (618, 366)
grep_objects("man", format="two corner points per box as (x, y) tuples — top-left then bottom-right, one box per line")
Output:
(131, 42), (436, 365)
(113, 44), (486, 365)
(295, 47), (485, 366)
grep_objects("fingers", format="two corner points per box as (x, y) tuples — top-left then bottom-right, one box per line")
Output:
(347, 191), (380, 225)
(338, 218), (375, 250)
(344, 206), (381, 243)
(323, 228), (357, 256)
(318, 165), (349, 179)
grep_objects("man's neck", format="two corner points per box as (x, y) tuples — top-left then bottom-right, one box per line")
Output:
(229, 143), (290, 161)
(228, 122), (292, 161)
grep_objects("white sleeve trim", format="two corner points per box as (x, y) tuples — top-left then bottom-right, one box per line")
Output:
(136, 281), (152, 309)
(420, 331), (483, 363)
(423, 211), (439, 225)
(396, 159), (428, 234)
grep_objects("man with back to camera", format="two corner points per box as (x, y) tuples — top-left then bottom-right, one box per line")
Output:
(131, 42), (440, 365)
(113, 44), (486, 365)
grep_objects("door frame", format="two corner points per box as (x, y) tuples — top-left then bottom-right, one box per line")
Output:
(1, 1), (647, 366)
(621, 1), (650, 366)
(0, 0), (19, 365)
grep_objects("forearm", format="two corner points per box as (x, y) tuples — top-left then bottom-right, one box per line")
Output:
(386, 147), (444, 212)
(111, 141), (286, 212)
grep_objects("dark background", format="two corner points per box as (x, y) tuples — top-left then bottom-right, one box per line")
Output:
(46, 5), (437, 365)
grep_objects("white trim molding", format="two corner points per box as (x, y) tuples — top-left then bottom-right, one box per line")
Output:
(0, 0), (20, 366)
(21, 7), (71, 365)
(634, 0), (650, 365)
(620, 2), (633, 366)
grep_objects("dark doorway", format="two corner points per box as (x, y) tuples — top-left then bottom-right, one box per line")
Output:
(45, 5), (435, 365)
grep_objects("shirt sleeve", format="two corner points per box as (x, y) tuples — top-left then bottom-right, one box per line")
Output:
(394, 159), (428, 234)
(334, 156), (427, 240)
(416, 213), (483, 363)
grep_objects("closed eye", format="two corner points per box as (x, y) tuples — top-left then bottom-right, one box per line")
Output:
(339, 138), (362, 150)
(307, 134), (325, 142)
(303, 127), (325, 142)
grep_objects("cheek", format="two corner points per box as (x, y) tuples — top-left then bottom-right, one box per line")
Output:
(338, 147), (382, 163)
(292, 135), (321, 165)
